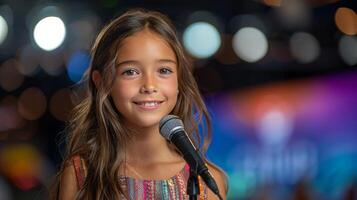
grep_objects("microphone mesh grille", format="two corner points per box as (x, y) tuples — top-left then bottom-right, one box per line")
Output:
(159, 115), (184, 140)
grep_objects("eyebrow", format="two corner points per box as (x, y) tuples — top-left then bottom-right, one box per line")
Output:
(117, 59), (177, 67)
(157, 59), (177, 64)
(116, 60), (139, 67)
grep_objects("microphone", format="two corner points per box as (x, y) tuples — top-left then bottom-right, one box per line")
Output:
(159, 115), (221, 197)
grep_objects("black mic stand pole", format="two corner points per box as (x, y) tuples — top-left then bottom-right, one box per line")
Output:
(187, 163), (200, 200)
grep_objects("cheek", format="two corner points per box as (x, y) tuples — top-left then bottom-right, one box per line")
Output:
(160, 77), (178, 101)
(111, 81), (136, 107)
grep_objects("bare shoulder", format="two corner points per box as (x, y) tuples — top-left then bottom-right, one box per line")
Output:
(59, 155), (89, 200)
(206, 161), (229, 199)
(58, 162), (78, 200)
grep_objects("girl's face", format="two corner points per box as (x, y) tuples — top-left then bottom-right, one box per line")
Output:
(111, 29), (178, 129)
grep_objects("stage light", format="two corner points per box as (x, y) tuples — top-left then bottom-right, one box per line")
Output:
(335, 7), (357, 36)
(232, 27), (268, 63)
(290, 32), (320, 63)
(256, 109), (293, 148)
(66, 51), (90, 83)
(0, 144), (42, 191)
(0, 15), (8, 45)
(183, 22), (221, 59)
(339, 35), (357, 66)
(33, 16), (66, 51)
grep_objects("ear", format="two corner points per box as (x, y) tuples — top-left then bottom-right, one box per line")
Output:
(91, 70), (102, 89)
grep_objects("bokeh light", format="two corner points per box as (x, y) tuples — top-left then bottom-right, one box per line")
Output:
(274, 0), (311, 29)
(50, 88), (74, 121)
(0, 96), (24, 137)
(183, 22), (221, 59)
(16, 45), (41, 76)
(338, 35), (357, 66)
(256, 109), (294, 148)
(0, 15), (8, 45)
(33, 16), (66, 51)
(335, 7), (357, 36)
(66, 51), (90, 82)
(290, 32), (320, 63)
(0, 95), (38, 141)
(18, 87), (47, 120)
(0, 4), (13, 47)
(0, 1), (356, 200)
(232, 27), (268, 63)
(0, 59), (24, 92)
(0, 144), (41, 191)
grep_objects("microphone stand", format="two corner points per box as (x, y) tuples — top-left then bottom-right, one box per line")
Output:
(187, 164), (200, 200)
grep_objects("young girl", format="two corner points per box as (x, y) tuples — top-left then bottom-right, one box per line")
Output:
(52, 8), (228, 200)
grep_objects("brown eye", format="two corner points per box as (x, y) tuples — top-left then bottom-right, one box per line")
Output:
(159, 67), (173, 75)
(122, 69), (139, 76)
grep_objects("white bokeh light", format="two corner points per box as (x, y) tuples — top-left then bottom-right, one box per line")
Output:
(33, 16), (66, 51)
(290, 32), (320, 63)
(232, 27), (268, 62)
(339, 35), (357, 66)
(0, 15), (8, 45)
(257, 109), (294, 148)
(183, 22), (221, 59)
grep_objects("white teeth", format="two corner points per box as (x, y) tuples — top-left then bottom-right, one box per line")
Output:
(137, 101), (160, 107)
(144, 102), (157, 107)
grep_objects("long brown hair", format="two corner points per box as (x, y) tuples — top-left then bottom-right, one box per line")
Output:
(51, 8), (212, 199)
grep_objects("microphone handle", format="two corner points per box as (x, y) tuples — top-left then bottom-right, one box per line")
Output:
(171, 131), (221, 196)
(171, 130), (207, 174)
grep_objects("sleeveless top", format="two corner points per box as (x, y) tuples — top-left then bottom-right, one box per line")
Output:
(72, 156), (208, 200)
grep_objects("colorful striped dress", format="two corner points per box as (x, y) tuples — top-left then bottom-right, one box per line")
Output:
(72, 156), (208, 200)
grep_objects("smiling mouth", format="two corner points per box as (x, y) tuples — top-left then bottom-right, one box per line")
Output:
(133, 101), (164, 108)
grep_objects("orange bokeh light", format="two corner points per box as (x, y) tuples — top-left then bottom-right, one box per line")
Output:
(0, 144), (41, 190)
(335, 7), (357, 35)
(230, 80), (310, 126)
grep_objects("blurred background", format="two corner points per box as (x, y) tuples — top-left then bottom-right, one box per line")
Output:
(0, 0), (356, 199)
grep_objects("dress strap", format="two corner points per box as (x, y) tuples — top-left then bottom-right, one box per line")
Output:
(72, 155), (85, 189)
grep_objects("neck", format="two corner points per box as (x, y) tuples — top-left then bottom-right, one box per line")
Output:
(124, 124), (181, 165)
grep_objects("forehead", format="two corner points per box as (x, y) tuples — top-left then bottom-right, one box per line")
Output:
(116, 29), (177, 63)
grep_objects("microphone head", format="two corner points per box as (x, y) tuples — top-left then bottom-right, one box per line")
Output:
(159, 115), (184, 140)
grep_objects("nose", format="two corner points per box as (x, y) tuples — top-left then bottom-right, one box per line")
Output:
(140, 73), (157, 94)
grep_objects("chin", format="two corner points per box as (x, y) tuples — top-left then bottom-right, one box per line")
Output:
(131, 115), (163, 129)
